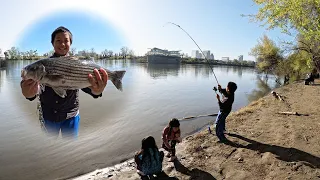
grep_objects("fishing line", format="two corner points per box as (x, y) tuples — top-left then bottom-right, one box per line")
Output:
(163, 22), (220, 85)
(163, 22), (222, 133)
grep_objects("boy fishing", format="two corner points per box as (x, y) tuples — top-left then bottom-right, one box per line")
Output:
(20, 26), (108, 138)
(213, 82), (237, 142)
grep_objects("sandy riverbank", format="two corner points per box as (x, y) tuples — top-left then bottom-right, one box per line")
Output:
(72, 80), (320, 180)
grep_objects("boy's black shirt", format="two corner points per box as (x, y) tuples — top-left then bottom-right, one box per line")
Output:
(218, 88), (234, 114)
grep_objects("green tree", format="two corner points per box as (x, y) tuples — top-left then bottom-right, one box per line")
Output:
(249, 0), (320, 71)
(250, 35), (283, 74)
(128, 49), (135, 58)
(233, 59), (240, 65)
(250, 0), (320, 40)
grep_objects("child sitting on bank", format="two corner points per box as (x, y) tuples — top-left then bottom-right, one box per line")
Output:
(134, 136), (164, 179)
(162, 118), (182, 162)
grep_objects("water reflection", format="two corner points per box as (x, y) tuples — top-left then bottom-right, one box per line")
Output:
(96, 59), (134, 69)
(247, 75), (281, 102)
(146, 64), (180, 79)
(5, 60), (35, 77)
(0, 69), (6, 92)
(145, 63), (257, 80)
(220, 66), (256, 78)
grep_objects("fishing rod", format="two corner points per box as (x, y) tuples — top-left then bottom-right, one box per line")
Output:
(163, 22), (220, 86)
(178, 113), (218, 121)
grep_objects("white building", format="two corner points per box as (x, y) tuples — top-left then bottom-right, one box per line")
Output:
(222, 57), (230, 61)
(191, 50), (198, 58)
(191, 50), (202, 59)
(0, 49), (4, 60)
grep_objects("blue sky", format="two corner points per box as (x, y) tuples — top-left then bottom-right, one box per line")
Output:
(0, 0), (293, 60)
(16, 11), (126, 54)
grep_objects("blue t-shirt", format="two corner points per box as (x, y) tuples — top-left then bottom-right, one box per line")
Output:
(138, 148), (162, 175)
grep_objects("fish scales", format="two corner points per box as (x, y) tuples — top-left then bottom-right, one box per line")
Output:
(44, 59), (117, 80)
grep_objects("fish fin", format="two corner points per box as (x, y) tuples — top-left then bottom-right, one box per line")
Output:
(89, 57), (95, 62)
(52, 87), (67, 98)
(110, 70), (126, 91)
(46, 75), (64, 82)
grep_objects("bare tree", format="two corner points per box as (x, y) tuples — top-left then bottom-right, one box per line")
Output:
(70, 48), (77, 56)
(120, 46), (129, 59)
(101, 49), (108, 58)
(108, 50), (113, 57)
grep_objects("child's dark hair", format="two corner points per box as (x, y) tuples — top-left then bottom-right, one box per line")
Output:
(169, 118), (180, 128)
(227, 81), (237, 93)
(168, 118), (180, 137)
(141, 136), (158, 150)
(51, 26), (73, 44)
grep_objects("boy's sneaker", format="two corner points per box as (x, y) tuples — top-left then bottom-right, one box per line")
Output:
(217, 138), (228, 144)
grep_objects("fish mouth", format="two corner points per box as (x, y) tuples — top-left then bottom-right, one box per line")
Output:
(21, 69), (27, 79)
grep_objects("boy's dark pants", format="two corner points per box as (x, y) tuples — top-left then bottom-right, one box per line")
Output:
(215, 110), (229, 141)
(162, 140), (177, 156)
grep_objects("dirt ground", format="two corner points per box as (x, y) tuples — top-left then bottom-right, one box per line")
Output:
(73, 80), (320, 180)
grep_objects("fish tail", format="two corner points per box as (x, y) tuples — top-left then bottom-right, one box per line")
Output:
(111, 70), (126, 91)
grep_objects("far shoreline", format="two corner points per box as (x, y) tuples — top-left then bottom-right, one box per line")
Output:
(3, 56), (256, 68)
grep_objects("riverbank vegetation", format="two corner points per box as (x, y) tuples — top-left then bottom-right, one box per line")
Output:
(0, 46), (136, 61)
(181, 58), (256, 67)
(0, 46), (256, 67)
(247, 0), (320, 85)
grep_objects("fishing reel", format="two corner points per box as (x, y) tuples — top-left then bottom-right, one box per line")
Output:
(213, 86), (218, 92)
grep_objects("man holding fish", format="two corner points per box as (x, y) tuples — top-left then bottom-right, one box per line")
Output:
(20, 26), (125, 138)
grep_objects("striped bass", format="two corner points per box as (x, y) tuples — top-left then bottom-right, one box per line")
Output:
(21, 56), (126, 98)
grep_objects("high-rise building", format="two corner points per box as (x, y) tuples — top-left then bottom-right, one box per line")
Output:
(203, 50), (211, 59)
(238, 55), (244, 61)
(191, 50), (202, 58)
(210, 53), (214, 60)
(191, 50), (198, 58)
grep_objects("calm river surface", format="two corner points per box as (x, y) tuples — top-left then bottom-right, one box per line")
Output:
(0, 60), (277, 180)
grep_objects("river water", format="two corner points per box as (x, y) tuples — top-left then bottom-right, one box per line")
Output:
(0, 60), (277, 180)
